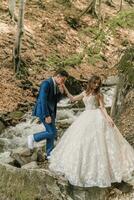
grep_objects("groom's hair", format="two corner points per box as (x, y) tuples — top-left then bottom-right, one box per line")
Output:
(54, 69), (69, 78)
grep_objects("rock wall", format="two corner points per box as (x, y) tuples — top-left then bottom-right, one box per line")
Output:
(112, 46), (134, 119)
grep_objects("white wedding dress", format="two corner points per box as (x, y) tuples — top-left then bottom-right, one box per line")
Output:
(49, 92), (134, 187)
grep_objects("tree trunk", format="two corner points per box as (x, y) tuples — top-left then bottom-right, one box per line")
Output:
(8, 0), (17, 21)
(13, 0), (26, 73)
(90, 0), (97, 16)
(98, 0), (102, 21)
(110, 85), (118, 118)
(119, 0), (123, 11)
(78, 0), (99, 19)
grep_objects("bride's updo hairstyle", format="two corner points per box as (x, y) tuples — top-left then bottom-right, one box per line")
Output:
(86, 75), (102, 95)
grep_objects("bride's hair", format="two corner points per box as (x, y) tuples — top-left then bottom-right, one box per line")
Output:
(86, 75), (102, 95)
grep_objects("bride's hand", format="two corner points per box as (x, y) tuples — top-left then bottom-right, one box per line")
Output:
(69, 95), (74, 102)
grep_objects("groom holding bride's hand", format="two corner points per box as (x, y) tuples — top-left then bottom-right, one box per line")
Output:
(28, 70), (69, 160)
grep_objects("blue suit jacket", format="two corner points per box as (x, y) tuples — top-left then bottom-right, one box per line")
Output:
(32, 78), (63, 121)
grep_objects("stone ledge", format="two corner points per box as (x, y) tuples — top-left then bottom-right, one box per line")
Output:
(0, 163), (110, 200)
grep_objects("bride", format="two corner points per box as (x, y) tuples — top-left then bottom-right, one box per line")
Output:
(49, 75), (134, 188)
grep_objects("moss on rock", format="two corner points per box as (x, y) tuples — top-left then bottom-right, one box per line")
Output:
(118, 46), (134, 85)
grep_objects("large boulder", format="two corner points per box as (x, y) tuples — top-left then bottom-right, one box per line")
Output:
(110, 46), (134, 119)
(0, 163), (110, 200)
(10, 147), (38, 167)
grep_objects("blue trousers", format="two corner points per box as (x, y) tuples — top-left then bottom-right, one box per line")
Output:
(33, 120), (57, 156)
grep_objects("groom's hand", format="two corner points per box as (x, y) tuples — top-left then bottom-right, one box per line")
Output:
(45, 116), (52, 124)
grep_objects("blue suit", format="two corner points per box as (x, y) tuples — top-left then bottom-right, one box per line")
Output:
(32, 77), (63, 156)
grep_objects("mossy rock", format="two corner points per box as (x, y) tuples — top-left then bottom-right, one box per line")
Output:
(117, 46), (134, 85)
(0, 163), (110, 200)
(0, 139), (5, 153)
(0, 120), (6, 134)
(8, 111), (25, 121)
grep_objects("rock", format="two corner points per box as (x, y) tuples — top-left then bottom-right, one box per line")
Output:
(17, 101), (34, 112)
(0, 139), (5, 153)
(70, 186), (109, 200)
(0, 162), (113, 200)
(66, 76), (86, 95)
(111, 47), (134, 118)
(118, 47), (134, 85)
(1, 110), (25, 127)
(22, 161), (38, 169)
(0, 120), (6, 134)
(0, 163), (72, 200)
(8, 110), (24, 121)
(10, 147), (37, 166)
(0, 152), (14, 165)
(0, 162), (134, 200)
(103, 75), (119, 86)
(36, 149), (45, 162)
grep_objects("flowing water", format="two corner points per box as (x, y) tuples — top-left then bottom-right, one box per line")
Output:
(0, 86), (116, 162)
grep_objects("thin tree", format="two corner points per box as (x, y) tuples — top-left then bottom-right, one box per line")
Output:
(78, 0), (102, 19)
(8, 0), (17, 22)
(13, 0), (26, 73)
(119, 0), (123, 11)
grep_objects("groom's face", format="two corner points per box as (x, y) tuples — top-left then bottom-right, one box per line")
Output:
(56, 75), (67, 85)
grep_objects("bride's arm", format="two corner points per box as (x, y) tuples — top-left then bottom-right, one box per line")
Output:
(97, 94), (114, 127)
(63, 84), (84, 102)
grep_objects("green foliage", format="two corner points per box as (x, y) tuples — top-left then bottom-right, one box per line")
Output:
(87, 53), (103, 65)
(87, 46), (101, 55)
(108, 10), (134, 32)
(79, 26), (106, 65)
(81, 27), (106, 43)
(45, 55), (62, 68)
(47, 32), (66, 45)
(44, 53), (83, 68)
(62, 53), (83, 67)
(89, 27), (105, 41)
(86, 44), (103, 65)
(78, 9), (134, 67)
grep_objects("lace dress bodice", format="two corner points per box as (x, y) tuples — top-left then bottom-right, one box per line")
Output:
(83, 93), (99, 110)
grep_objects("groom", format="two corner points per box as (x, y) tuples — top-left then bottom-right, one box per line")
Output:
(28, 70), (69, 159)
